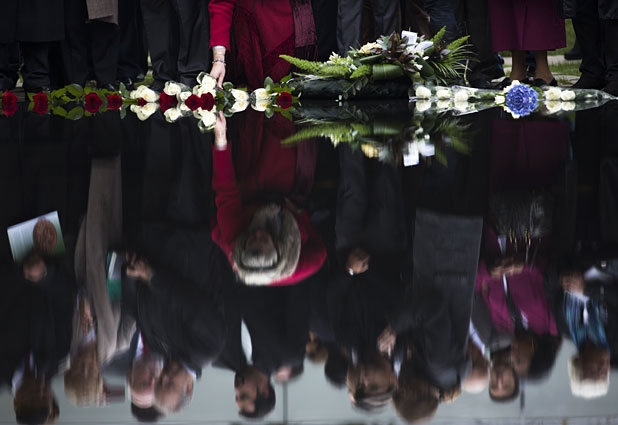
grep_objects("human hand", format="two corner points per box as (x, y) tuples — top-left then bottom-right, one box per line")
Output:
(125, 252), (153, 283)
(214, 111), (227, 149)
(378, 326), (396, 356)
(346, 247), (370, 275)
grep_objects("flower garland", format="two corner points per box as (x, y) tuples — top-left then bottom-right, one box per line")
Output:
(0, 74), (299, 132)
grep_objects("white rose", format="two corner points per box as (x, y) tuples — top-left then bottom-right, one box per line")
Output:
(129, 89), (140, 99)
(415, 100), (432, 112)
(164, 107), (182, 122)
(179, 102), (191, 113)
(510, 112), (521, 119)
(511, 80), (521, 86)
(545, 100), (562, 114)
(200, 110), (216, 129)
(437, 99), (451, 109)
(561, 101), (576, 111)
(198, 74), (218, 92)
(164, 82), (182, 96)
(436, 88), (451, 99)
(560, 90), (576, 101)
(415, 86), (431, 99)
(495, 95), (506, 104)
(132, 102), (158, 121)
(454, 99), (469, 112)
(253, 88), (271, 102)
(545, 87), (562, 101)
(193, 84), (216, 97)
(140, 87), (158, 103)
(251, 88), (272, 111)
(230, 89), (249, 113)
(178, 91), (192, 102)
(454, 90), (469, 102)
(251, 98), (270, 112)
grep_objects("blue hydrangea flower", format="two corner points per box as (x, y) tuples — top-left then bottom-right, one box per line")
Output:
(505, 84), (539, 118)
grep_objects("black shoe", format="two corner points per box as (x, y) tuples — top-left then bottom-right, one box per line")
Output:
(149, 80), (165, 93)
(532, 78), (557, 87)
(97, 82), (119, 92)
(603, 81), (618, 97)
(469, 78), (493, 89)
(564, 41), (582, 61)
(572, 75), (605, 90)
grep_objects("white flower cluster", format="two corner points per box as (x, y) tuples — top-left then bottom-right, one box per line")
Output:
(544, 87), (576, 101)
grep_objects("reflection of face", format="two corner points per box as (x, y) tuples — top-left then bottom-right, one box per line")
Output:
(154, 361), (193, 413)
(579, 347), (610, 381)
(347, 356), (396, 399)
(234, 368), (267, 414)
(23, 254), (47, 283)
(510, 336), (534, 377)
(489, 364), (516, 399)
(13, 375), (54, 418)
(346, 247), (370, 275)
(128, 355), (163, 407)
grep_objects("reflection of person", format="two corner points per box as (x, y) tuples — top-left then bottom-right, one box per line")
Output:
(153, 359), (195, 414)
(488, 348), (518, 402)
(212, 112), (326, 286)
(346, 350), (397, 411)
(208, 0), (317, 88)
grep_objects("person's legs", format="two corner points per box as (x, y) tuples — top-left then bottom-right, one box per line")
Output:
(20, 42), (51, 91)
(533, 50), (554, 85)
(61, 0), (90, 86)
(0, 43), (19, 90)
(173, 0), (210, 87)
(312, 0), (338, 61)
(117, 0), (147, 84)
(603, 19), (618, 95)
(90, 21), (120, 87)
(509, 50), (526, 82)
(420, 0), (459, 42)
(572, 0), (605, 88)
(141, 0), (178, 88)
(371, 0), (400, 40)
(337, 0), (363, 54)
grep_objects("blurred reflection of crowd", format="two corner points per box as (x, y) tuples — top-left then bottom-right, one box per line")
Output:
(1, 103), (618, 424)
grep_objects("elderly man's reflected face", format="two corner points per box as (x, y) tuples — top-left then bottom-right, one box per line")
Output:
(128, 355), (163, 407)
(234, 367), (268, 414)
(489, 363), (516, 398)
(154, 361), (193, 413)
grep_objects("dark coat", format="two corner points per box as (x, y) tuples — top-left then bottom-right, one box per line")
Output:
(0, 0), (18, 42)
(17, 0), (65, 42)
(561, 0), (618, 19)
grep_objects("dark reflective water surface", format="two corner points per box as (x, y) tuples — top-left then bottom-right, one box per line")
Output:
(1, 101), (618, 424)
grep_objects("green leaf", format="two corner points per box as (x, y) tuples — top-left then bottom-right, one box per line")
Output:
(66, 84), (84, 98)
(264, 108), (274, 119)
(280, 74), (292, 84)
(119, 107), (126, 120)
(264, 76), (274, 90)
(222, 82), (234, 90)
(431, 27), (446, 45)
(51, 106), (68, 117)
(66, 106), (84, 120)
(119, 82), (129, 99)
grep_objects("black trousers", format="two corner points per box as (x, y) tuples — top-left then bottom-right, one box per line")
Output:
(20, 42), (53, 90)
(312, 0), (338, 62)
(62, 0), (120, 86)
(573, 0), (618, 83)
(0, 43), (20, 90)
(140, 0), (210, 86)
(117, 0), (148, 80)
(337, 0), (399, 54)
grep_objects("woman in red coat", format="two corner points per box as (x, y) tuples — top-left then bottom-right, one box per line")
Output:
(489, 0), (566, 86)
(211, 110), (326, 286)
(208, 0), (317, 88)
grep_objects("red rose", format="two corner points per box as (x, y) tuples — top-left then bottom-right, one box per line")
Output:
(85, 92), (103, 113)
(32, 92), (48, 114)
(277, 92), (293, 109)
(185, 94), (201, 111)
(106, 93), (123, 110)
(200, 93), (215, 111)
(137, 98), (147, 107)
(159, 92), (177, 111)
(2, 91), (17, 116)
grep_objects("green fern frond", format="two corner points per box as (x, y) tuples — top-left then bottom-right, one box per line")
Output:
(350, 65), (372, 79)
(280, 55), (323, 74)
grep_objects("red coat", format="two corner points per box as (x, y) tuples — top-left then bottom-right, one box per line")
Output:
(211, 113), (325, 286)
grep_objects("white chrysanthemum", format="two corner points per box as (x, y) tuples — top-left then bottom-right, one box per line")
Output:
(561, 101), (576, 111)
(178, 91), (192, 102)
(454, 90), (469, 102)
(415, 100), (432, 112)
(415, 86), (432, 99)
(164, 107), (182, 122)
(495, 95), (506, 104)
(164, 81), (182, 96)
(545, 100), (562, 114)
(545, 87), (562, 101)
(436, 88), (452, 99)
(560, 90), (576, 101)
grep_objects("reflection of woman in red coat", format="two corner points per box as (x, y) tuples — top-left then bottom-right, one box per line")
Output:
(208, 0), (317, 88)
(211, 110), (326, 286)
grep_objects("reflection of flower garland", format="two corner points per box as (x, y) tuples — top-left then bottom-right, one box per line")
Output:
(0, 74), (299, 132)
